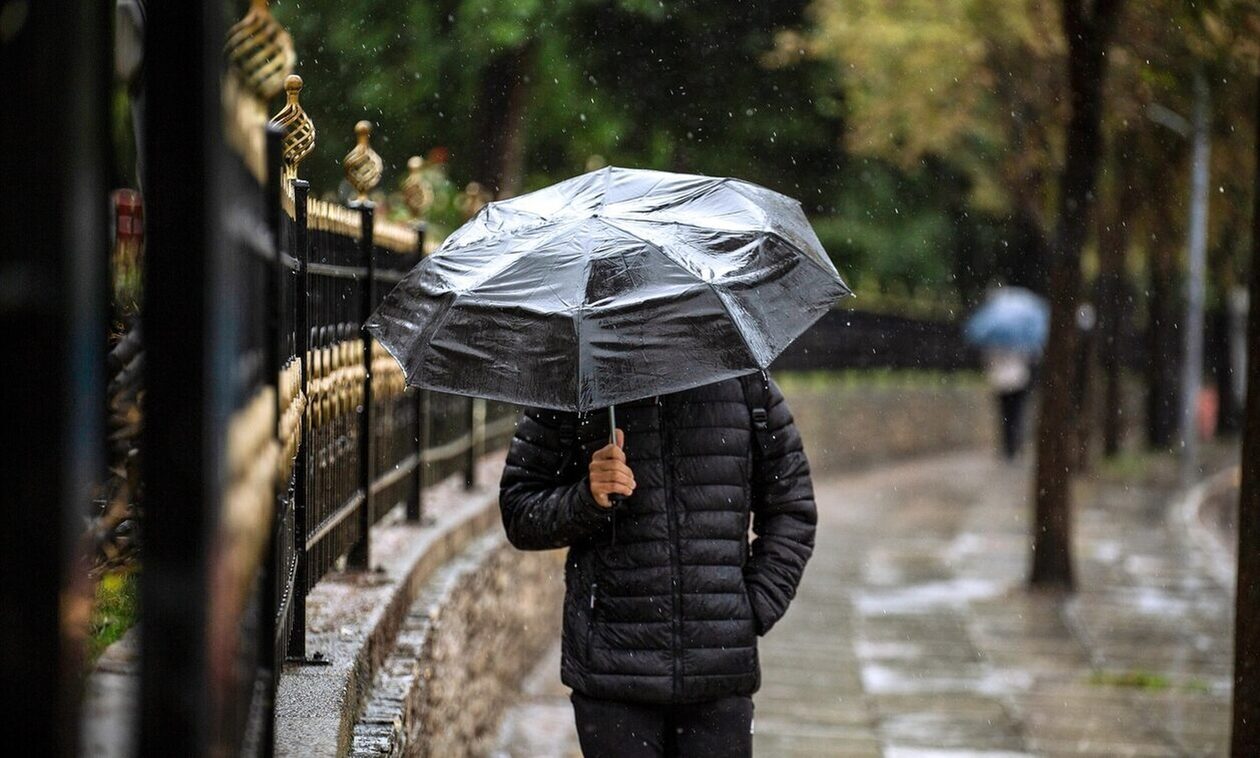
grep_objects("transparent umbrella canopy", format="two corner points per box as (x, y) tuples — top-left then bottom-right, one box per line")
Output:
(963, 287), (1050, 356)
(366, 165), (852, 442)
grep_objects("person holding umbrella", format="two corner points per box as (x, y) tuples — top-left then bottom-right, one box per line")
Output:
(964, 285), (1050, 460)
(367, 167), (850, 757)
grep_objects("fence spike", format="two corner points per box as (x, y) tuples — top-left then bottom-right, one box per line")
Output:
(225, 0), (295, 101)
(402, 156), (435, 220)
(269, 75), (315, 180)
(344, 121), (383, 202)
(457, 181), (491, 219)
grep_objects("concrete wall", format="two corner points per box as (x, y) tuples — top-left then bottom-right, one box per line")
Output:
(779, 374), (998, 476)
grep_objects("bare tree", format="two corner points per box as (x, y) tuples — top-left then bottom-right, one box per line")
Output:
(1030, 0), (1125, 589)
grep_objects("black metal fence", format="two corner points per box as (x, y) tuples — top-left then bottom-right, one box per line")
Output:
(772, 308), (979, 372)
(269, 174), (519, 663)
(126, 3), (519, 748)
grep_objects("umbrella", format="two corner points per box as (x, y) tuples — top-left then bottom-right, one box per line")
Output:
(366, 166), (851, 442)
(963, 287), (1050, 355)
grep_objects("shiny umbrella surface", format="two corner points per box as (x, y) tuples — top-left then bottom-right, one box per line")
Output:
(366, 166), (851, 416)
(963, 286), (1050, 355)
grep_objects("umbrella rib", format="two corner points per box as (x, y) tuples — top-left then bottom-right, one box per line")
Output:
(762, 229), (852, 290)
(572, 308), (584, 412)
(444, 218), (587, 295)
(718, 178), (774, 232)
(597, 212), (762, 237)
(592, 217), (708, 280)
(659, 232), (772, 368)
(594, 217), (762, 367)
(440, 200), (558, 255)
(708, 283), (764, 368)
(597, 165), (614, 211)
(572, 235), (595, 411)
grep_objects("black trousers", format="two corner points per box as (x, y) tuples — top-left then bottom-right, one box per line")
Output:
(997, 388), (1029, 459)
(571, 692), (754, 758)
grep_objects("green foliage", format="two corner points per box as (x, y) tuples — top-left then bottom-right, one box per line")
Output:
(813, 163), (954, 298)
(88, 571), (138, 665)
(802, 0), (1066, 217)
(262, 0), (1011, 305)
(268, 0), (843, 193)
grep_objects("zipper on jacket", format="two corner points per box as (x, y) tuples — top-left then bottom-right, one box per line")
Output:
(658, 395), (684, 700)
(587, 581), (597, 659)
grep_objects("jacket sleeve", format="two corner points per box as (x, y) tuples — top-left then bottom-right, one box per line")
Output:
(498, 407), (612, 550)
(744, 378), (817, 635)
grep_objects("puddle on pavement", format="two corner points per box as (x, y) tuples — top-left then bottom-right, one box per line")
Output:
(854, 577), (1007, 615)
(884, 747), (1033, 758)
(859, 662), (1034, 696)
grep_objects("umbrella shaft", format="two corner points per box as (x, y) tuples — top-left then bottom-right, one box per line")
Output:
(608, 405), (617, 446)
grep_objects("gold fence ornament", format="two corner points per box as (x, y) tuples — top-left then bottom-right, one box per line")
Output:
(225, 0), (295, 100)
(344, 121), (384, 202)
(457, 181), (492, 219)
(402, 156), (435, 219)
(269, 75), (316, 179)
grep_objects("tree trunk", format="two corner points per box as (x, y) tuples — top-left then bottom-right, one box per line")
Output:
(471, 42), (535, 199)
(1097, 134), (1139, 457)
(1074, 308), (1097, 472)
(1007, 208), (1051, 295)
(1145, 197), (1182, 450)
(1230, 70), (1260, 758)
(1030, 0), (1123, 590)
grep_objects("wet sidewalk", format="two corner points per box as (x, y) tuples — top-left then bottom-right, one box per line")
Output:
(495, 452), (1234, 757)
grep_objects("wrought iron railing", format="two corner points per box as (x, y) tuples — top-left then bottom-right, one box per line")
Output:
(207, 4), (519, 749)
(254, 78), (518, 665)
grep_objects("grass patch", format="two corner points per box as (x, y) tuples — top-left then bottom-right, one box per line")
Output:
(87, 570), (138, 665)
(776, 368), (984, 392)
(1088, 669), (1171, 691)
(1182, 678), (1213, 694)
(1095, 449), (1177, 484)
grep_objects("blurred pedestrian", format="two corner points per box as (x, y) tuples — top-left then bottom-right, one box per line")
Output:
(499, 372), (816, 758)
(964, 285), (1049, 460)
(985, 347), (1034, 460)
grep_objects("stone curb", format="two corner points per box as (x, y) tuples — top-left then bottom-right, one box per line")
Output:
(349, 532), (563, 757)
(348, 531), (505, 757)
(1174, 464), (1239, 591)
(275, 457), (507, 757)
(80, 628), (141, 757)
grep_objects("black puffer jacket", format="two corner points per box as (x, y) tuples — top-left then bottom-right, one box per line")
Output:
(499, 374), (816, 704)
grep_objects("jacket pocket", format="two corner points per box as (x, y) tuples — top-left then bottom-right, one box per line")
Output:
(741, 580), (761, 638)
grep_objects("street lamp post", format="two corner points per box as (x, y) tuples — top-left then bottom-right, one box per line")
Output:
(1148, 70), (1211, 485)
